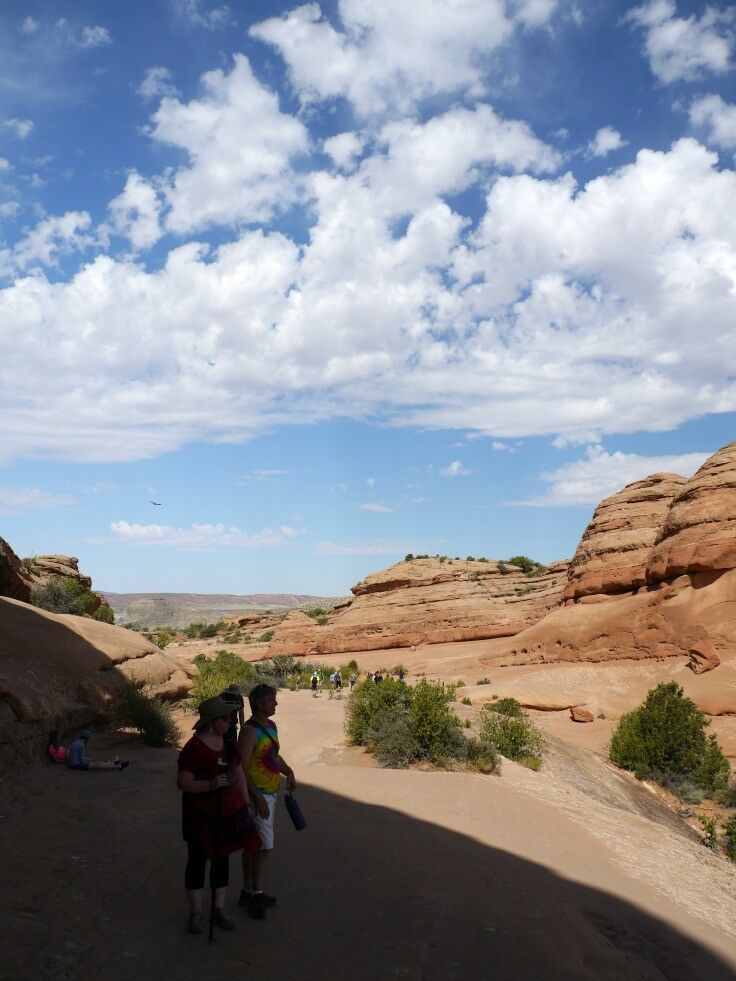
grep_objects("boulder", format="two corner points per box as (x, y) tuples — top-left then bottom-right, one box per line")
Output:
(28, 554), (93, 592)
(570, 706), (594, 723)
(564, 474), (685, 602)
(647, 443), (736, 583)
(687, 641), (720, 675)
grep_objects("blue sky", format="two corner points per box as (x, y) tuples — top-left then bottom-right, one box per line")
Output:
(1, 0), (735, 594)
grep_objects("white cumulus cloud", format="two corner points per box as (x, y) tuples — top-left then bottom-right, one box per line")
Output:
(137, 67), (178, 100)
(516, 445), (710, 506)
(626, 0), (735, 83)
(1, 118), (34, 139)
(588, 126), (627, 157)
(79, 25), (112, 48)
(690, 93), (736, 151)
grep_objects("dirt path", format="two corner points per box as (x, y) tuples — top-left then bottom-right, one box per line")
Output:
(1, 691), (735, 980)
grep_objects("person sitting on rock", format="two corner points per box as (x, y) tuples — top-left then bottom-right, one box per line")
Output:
(67, 730), (129, 771)
(47, 730), (68, 764)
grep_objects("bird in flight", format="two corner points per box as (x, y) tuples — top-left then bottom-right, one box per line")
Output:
(149, 500), (163, 506)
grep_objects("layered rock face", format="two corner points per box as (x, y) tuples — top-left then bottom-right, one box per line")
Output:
(647, 442), (736, 582)
(564, 474), (686, 602)
(498, 443), (736, 672)
(0, 596), (190, 746)
(269, 558), (568, 656)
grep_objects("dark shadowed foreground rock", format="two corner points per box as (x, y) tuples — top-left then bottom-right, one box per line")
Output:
(0, 535), (32, 603)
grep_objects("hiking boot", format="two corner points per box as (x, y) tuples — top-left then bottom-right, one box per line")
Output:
(214, 907), (236, 930)
(246, 893), (267, 919)
(239, 889), (276, 908)
(187, 912), (204, 934)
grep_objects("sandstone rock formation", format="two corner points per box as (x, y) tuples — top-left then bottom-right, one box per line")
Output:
(563, 474), (686, 602)
(0, 535), (32, 603)
(0, 596), (189, 748)
(269, 558), (568, 656)
(494, 444), (736, 674)
(647, 442), (736, 582)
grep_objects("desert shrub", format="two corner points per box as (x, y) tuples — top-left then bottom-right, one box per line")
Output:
(21, 555), (38, 571)
(410, 679), (466, 764)
(461, 697), (472, 706)
(487, 697), (524, 718)
(466, 555), (475, 561)
(304, 607), (326, 619)
(92, 603), (115, 624)
(477, 677), (490, 686)
(365, 708), (421, 768)
(714, 783), (736, 808)
(30, 577), (87, 615)
(699, 815), (718, 849)
(185, 621), (225, 639)
(345, 678), (413, 746)
(391, 663), (408, 676)
(316, 616), (328, 626)
(404, 553), (414, 561)
(507, 555), (547, 575)
(497, 561), (509, 574)
(479, 704), (545, 762)
(723, 815), (736, 861)
(258, 629), (275, 643)
(464, 738), (501, 774)
(518, 755), (542, 771)
(112, 681), (180, 746)
(190, 650), (256, 703)
(609, 682), (730, 798)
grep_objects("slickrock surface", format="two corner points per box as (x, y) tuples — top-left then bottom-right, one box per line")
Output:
(0, 535), (32, 603)
(0, 597), (188, 750)
(647, 442), (736, 582)
(269, 558), (569, 656)
(564, 474), (686, 602)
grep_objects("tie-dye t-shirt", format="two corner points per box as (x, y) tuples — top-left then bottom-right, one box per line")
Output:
(246, 721), (281, 795)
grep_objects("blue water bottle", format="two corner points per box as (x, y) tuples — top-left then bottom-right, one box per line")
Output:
(284, 792), (307, 831)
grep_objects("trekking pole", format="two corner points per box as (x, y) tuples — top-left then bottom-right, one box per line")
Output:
(208, 758), (227, 944)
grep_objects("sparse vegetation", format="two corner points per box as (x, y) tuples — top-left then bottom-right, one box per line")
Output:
(699, 815), (718, 850)
(30, 577), (110, 620)
(304, 606), (326, 619)
(346, 678), (501, 773)
(479, 701), (545, 765)
(723, 815), (736, 861)
(461, 696), (472, 706)
(477, 677), (491, 686)
(609, 682), (731, 800)
(185, 621), (225, 639)
(506, 555), (548, 576)
(92, 603), (115, 624)
(189, 649), (287, 703)
(258, 629), (275, 642)
(111, 681), (180, 746)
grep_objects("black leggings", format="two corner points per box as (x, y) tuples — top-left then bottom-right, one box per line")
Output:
(185, 841), (229, 890)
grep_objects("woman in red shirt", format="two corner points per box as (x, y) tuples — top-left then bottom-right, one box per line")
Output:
(47, 730), (68, 764)
(177, 695), (261, 934)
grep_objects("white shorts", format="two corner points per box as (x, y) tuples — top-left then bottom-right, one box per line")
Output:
(249, 793), (277, 850)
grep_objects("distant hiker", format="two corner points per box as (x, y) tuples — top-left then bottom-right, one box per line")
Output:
(373, 672), (383, 684)
(177, 696), (261, 935)
(349, 672), (357, 691)
(365, 672), (374, 683)
(397, 667), (406, 682)
(47, 730), (68, 764)
(220, 684), (245, 746)
(67, 730), (129, 771)
(238, 684), (296, 920)
(333, 670), (343, 691)
(310, 671), (320, 697)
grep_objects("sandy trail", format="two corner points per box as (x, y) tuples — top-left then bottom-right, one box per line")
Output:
(1, 691), (735, 980)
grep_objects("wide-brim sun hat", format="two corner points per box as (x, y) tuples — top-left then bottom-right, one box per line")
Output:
(193, 695), (234, 731)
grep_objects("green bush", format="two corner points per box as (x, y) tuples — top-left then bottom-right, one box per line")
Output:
(346, 678), (413, 746)
(258, 629), (275, 642)
(507, 555), (547, 575)
(190, 650), (256, 703)
(404, 553), (414, 561)
(477, 677), (490, 686)
(411, 679), (464, 762)
(112, 681), (180, 746)
(464, 738), (501, 774)
(699, 815), (718, 849)
(723, 814), (736, 861)
(487, 697), (524, 718)
(304, 607), (326, 619)
(609, 682), (730, 798)
(365, 708), (421, 768)
(479, 704), (545, 762)
(92, 603), (115, 624)
(461, 696), (472, 706)
(30, 577), (87, 615)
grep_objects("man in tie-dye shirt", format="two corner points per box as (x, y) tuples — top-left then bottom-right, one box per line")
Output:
(237, 683), (296, 919)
